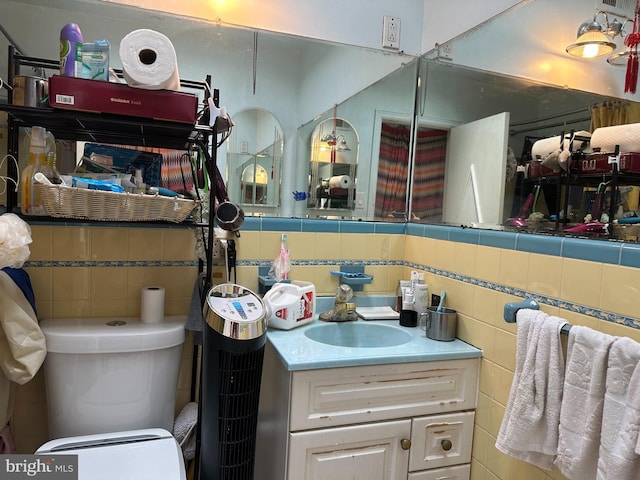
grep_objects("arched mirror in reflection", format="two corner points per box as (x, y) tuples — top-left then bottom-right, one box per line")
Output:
(226, 109), (283, 212)
(307, 115), (359, 211)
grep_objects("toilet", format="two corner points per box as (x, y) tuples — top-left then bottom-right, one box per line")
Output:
(36, 316), (188, 479)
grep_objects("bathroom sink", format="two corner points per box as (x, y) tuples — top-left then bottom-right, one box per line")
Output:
(304, 322), (413, 348)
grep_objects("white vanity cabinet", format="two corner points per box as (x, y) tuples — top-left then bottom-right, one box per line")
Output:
(255, 341), (480, 480)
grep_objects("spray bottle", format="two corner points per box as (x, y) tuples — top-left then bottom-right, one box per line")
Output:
(60, 23), (83, 77)
(21, 126), (48, 215)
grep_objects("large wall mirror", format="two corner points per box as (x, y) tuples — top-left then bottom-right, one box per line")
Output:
(405, 0), (640, 237)
(4, 0), (640, 242)
(0, 0), (412, 219)
(410, 57), (607, 230)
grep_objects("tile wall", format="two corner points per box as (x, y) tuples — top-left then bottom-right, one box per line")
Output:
(12, 219), (640, 480)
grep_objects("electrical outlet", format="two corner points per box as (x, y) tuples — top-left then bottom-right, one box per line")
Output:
(439, 43), (453, 60)
(431, 293), (441, 308)
(382, 16), (400, 50)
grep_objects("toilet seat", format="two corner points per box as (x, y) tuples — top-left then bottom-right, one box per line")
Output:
(36, 428), (186, 480)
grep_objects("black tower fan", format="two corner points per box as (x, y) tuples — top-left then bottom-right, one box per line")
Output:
(200, 283), (267, 480)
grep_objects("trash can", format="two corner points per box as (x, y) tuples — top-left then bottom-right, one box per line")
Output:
(200, 283), (267, 480)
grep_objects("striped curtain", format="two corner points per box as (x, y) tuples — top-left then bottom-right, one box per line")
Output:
(375, 123), (411, 219)
(374, 123), (447, 220)
(411, 128), (447, 221)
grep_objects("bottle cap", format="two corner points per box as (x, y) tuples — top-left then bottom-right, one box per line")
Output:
(30, 126), (47, 153)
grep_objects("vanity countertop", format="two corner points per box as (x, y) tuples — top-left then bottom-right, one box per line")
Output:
(266, 318), (482, 371)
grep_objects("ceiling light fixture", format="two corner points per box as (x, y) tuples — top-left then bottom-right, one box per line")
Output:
(566, 14), (618, 58)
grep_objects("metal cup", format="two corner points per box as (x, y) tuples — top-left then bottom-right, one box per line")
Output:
(425, 306), (457, 341)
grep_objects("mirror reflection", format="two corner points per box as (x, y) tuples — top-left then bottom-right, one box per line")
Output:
(6, 0), (640, 239)
(225, 108), (283, 212)
(298, 59), (418, 220)
(409, 58), (632, 231)
(307, 115), (358, 211)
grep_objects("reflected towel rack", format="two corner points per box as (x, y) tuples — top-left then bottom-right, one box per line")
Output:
(503, 298), (572, 335)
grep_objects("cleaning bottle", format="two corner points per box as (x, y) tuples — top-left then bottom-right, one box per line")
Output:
(21, 126), (48, 215)
(44, 151), (62, 184)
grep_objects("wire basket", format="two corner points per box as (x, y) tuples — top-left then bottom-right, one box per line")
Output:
(37, 184), (198, 223)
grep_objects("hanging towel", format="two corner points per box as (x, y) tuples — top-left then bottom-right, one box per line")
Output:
(495, 309), (567, 470)
(555, 326), (617, 479)
(597, 337), (640, 479)
(0, 269), (46, 428)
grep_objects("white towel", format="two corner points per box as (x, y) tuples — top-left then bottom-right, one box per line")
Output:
(555, 325), (617, 479)
(597, 337), (640, 480)
(495, 309), (567, 470)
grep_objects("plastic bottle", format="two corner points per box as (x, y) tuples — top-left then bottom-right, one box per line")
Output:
(21, 126), (48, 215)
(134, 168), (146, 194)
(395, 281), (404, 313)
(60, 23), (83, 76)
(44, 151), (62, 184)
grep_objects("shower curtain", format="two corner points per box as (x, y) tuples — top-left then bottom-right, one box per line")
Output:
(411, 128), (447, 221)
(375, 123), (411, 219)
(374, 123), (447, 220)
(590, 100), (640, 131)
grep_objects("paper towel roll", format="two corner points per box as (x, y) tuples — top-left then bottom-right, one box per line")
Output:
(531, 131), (591, 159)
(591, 123), (640, 153)
(141, 286), (165, 324)
(328, 175), (352, 188)
(119, 29), (180, 90)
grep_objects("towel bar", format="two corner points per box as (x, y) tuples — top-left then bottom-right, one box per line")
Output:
(503, 297), (571, 335)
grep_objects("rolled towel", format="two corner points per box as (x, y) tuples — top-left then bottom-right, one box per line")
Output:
(173, 402), (198, 461)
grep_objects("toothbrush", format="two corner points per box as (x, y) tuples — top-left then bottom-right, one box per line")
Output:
(436, 290), (446, 313)
(280, 234), (289, 280)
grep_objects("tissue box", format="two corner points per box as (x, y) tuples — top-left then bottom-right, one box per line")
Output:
(48, 75), (198, 124)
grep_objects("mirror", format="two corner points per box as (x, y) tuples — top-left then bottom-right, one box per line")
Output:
(406, 0), (640, 232)
(0, 0), (413, 218)
(225, 109), (283, 214)
(298, 59), (419, 220)
(307, 115), (358, 212)
(410, 58), (606, 229)
(4, 0), (640, 233)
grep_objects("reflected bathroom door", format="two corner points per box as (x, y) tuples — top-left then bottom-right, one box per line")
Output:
(442, 112), (510, 226)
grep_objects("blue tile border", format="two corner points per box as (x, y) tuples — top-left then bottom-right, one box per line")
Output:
(24, 260), (198, 268)
(403, 258), (639, 330)
(516, 233), (562, 256)
(26, 220), (640, 331)
(339, 220), (376, 233)
(621, 243), (640, 268)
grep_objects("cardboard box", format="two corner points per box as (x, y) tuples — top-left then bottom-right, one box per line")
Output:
(49, 75), (198, 124)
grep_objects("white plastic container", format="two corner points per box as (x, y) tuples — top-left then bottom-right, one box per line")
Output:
(263, 280), (316, 330)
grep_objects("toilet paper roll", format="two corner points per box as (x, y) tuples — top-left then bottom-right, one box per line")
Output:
(328, 175), (352, 189)
(591, 123), (640, 153)
(119, 29), (180, 90)
(141, 286), (165, 324)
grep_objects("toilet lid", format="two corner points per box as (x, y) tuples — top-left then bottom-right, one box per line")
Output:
(36, 428), (186, 480)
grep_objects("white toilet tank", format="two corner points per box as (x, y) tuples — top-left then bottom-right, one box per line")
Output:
(40, 316), (186, 439)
